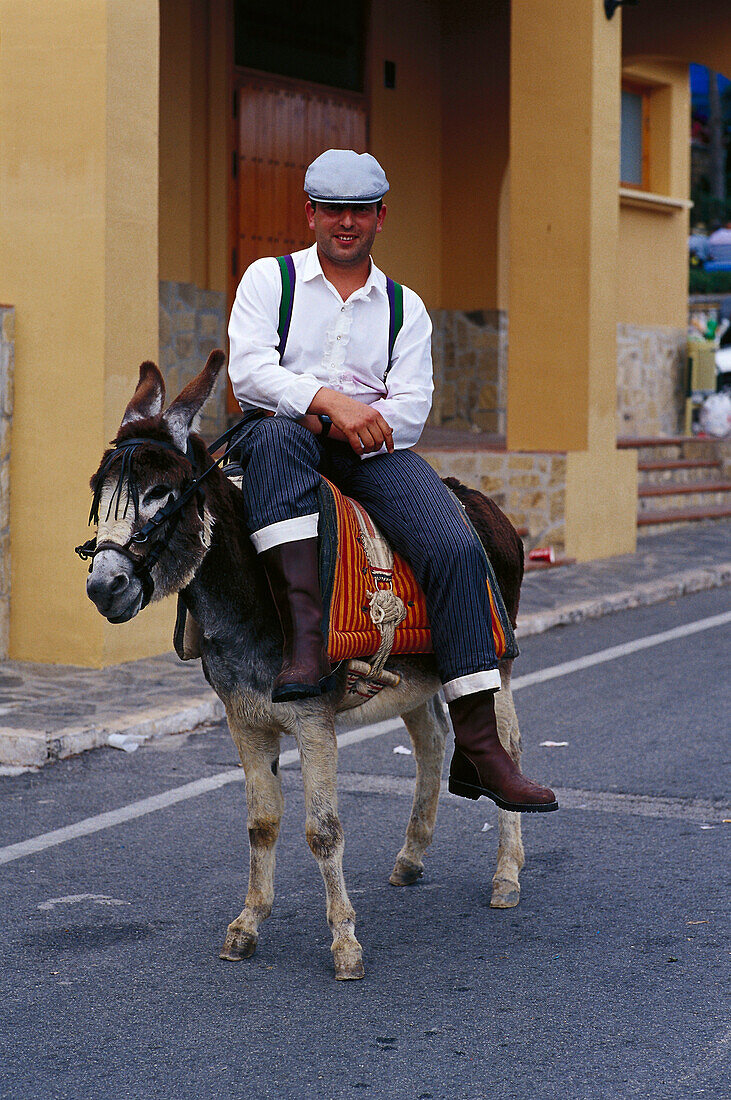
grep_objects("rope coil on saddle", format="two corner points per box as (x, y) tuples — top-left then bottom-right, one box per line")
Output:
(364, 589), (407, 679)
(342, 499), (408, 699)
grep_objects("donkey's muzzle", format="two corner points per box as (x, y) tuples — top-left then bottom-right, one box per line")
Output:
(86, 548), (144, 623)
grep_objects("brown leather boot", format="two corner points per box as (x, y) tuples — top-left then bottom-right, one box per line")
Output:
(260, 538), (333, 702)
(448, 690), (558, 812)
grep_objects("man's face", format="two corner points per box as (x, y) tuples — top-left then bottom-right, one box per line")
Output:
(306, 201), (387, 267)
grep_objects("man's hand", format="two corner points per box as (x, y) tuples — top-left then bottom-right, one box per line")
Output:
(308, 388), (394, 455)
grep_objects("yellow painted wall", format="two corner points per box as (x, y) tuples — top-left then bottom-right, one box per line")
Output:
(367, 0), (443, 306)
(565, 450), (638, 562)
(161, 0), (446, 304)
(497, 166), (511, 313)
(439, 0), (509, 311)
(369, 0), (509, 311)
(159, 0), (228, 294)
(617, 59), (690, 328)
(159, 0), (508, 312)
(0, 0), (169, 665)
(620, 0), (731, 330)
(207, 1), (230, 296)
(623, 0), (731, 78)
(6, 0), (729, 670)
(508, 0), (623, 455)
(618, 206), (688, 328)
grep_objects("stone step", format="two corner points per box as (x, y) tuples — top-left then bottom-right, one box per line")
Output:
(638, 478), (731, 497)
(637, 481), (731, 514)
(637, 503), (731, 535)
(638, 459), (722, 487)
(618, 435), (719, 465)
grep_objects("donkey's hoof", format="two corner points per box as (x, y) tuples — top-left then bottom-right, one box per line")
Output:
(389, 857), (424, 887)
(490, 878), (521, 909)
(335, 957), (365, 981)
(219, 928), (258, 960)
(333, 941), (364, 981)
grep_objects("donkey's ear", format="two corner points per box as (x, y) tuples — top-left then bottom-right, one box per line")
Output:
(162, 349), (226, 450)
(120, 361), (166, 428)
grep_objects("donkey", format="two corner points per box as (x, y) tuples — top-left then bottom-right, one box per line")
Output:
(83, 351), (527, 980)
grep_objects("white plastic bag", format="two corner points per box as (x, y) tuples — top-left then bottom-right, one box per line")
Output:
(699, 391), (731, 438)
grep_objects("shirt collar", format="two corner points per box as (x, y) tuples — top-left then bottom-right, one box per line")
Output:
(301, 244), (387, 300)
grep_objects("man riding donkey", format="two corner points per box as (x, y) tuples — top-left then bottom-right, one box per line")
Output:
(228, 149), (557, 814)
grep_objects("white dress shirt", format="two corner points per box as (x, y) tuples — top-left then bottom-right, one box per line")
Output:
(228, 244), (433, 457)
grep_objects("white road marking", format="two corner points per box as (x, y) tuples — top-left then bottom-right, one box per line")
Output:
(510, 609), (731, 691)
(37, 894), (129, 911)
(1, 610), (729, 867)
(0, 719), (404, 866)
(299, 773), (730, 824)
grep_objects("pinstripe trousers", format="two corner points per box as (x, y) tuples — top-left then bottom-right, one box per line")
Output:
(238, 416), (500, 696)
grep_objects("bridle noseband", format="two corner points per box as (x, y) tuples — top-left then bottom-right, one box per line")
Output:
(76, 420), (245, 610)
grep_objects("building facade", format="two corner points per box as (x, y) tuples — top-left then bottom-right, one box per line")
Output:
(1, 0), (729, 665)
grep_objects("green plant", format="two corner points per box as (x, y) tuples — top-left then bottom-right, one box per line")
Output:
(689, 267), (731, 294)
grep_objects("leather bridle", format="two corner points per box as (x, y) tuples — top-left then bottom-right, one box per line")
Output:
(76, 419), (246, 610)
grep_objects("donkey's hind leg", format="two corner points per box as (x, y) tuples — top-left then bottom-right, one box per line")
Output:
(390, 696), (448, 887)
(220, 725), (283, 961)
(491, 663), (525, 909)
(296, 710), (364, 981)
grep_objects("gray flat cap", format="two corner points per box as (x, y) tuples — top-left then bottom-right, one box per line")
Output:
(304, 149), (389, 204)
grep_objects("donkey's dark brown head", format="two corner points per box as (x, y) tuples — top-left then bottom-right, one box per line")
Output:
(85, 351), (225, 623)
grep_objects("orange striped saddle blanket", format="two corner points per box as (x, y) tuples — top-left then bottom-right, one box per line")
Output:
(317, 477), (517, 669)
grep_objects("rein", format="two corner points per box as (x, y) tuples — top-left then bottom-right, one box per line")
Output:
(75, 419), (247, 609)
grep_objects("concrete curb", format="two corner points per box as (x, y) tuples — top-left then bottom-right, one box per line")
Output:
(517, 561), (731, 638)
(0, 695), (225, 769)
(2, 562), (729, 769)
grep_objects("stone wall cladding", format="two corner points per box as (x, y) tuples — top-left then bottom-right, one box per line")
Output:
(0, 306), (14, 659)
(430, 314), (687, 441)
(416, 446), (567, 554)
(159, 282), (228, 441)
(429, 309), (508, 435)
(617, 323), (687, 437)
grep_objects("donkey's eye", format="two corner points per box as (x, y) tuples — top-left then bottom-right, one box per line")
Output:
(143, 485), (173, 505)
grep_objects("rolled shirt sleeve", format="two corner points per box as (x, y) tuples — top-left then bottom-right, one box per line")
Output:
(228, 258), (323, 419)
(360, 286), (434, 458)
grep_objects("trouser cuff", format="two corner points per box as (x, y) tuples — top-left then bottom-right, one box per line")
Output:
(250, 513), (319, 553)
(442, 669), (501, 702)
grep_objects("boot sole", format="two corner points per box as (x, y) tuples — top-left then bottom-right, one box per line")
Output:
(271, 682), (323, 702)
(448, 775), (559, 813)
(271, 664), (344, 703)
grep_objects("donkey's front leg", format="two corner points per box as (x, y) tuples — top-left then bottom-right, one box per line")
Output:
(220, 725), (283, 961)
(490, 667), (525, 909)
(296, 712), (364, 981)
(390, 696), (447, 886)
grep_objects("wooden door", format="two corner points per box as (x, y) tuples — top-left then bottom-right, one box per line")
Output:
(228, 74), (367, 411)
(233, 73), (367, 276)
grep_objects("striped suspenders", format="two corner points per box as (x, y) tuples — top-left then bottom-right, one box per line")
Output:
(386, 278), (404, 380)
(276, 255), (296, 358)
(276, 255), (404, 380)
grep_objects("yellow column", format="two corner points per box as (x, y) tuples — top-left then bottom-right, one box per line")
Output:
(0, 1), (171, 664)
(508, 0), (637, 560)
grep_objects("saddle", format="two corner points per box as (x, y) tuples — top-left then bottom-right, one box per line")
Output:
(175, 475), (517, 711)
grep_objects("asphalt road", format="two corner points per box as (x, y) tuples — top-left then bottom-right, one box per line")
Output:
(1, 587), (729, 1100)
